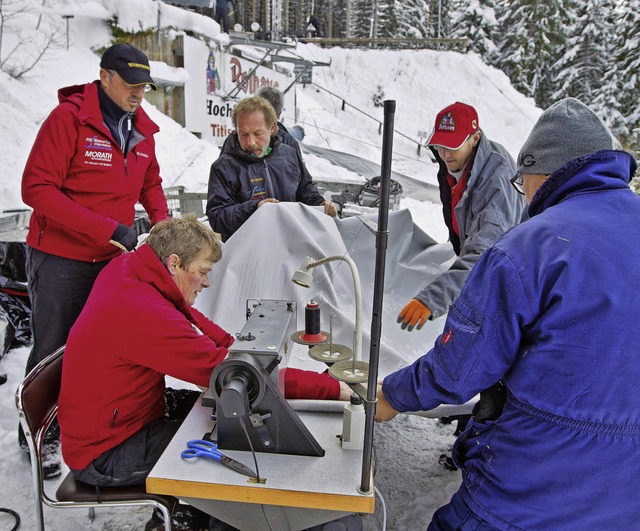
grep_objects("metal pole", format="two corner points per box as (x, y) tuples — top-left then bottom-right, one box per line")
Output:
(62, 15), (74, 50)
(157, 2), (161, 48)
(359, 99), (394, 494)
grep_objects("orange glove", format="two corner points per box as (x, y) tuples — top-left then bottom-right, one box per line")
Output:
(398, 298), (431, 329)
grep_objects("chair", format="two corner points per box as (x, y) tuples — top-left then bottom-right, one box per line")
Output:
(15, 345), (175, 531)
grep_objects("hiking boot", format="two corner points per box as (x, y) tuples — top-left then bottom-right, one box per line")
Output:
(19, 424), (62, 480)
(145, 504), (214, 531)
(438, 452), (458, 472)
(41, 439), (62, 480)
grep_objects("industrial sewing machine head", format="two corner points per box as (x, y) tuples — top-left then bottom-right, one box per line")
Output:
(201, 299), (325, 457)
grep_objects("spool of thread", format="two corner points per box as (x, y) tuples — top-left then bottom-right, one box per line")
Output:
(300, 301), (326, 343)
(305, 301), (321, 335)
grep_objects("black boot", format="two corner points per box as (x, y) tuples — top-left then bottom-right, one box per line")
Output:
(145, 504), (217, 531)
(19, 421), (62, 480)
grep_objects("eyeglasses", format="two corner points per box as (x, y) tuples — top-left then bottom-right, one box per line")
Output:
(510, 171), (525, 195)
(109, 70), (152, 93)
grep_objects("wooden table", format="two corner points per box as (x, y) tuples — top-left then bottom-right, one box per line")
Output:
(147, 397), (375, 530)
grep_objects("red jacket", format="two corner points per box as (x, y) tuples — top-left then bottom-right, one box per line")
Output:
(21, 81), (170, 262)
(58, 244), (338, 469)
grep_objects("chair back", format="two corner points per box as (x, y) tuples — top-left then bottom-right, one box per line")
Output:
(16, 345), (174, 531)
(17, 346), (64, 449)
(15, 345), (65, 530)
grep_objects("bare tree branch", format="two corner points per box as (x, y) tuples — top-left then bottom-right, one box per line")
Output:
(0, 0), (63, 79)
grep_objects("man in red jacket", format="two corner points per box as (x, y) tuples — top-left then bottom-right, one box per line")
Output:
(20, 43), (170, 477)
(58, 215), (343, 529)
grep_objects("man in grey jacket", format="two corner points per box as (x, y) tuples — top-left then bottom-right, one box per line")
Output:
(399, 102), (525, 329)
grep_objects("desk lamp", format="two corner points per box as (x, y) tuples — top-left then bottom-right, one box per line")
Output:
(291, 255), (368, 383)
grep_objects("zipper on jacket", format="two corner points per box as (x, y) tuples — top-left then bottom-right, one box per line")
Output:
(112, 408), (118, 427)
(119, 114), (133, 175)
(263, 159), (274, 198)
(117, 114), (127, 152)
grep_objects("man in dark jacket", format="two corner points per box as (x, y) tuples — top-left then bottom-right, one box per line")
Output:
(398, 102), (524, 329)
(219, 86), (316, 189)
(376, 98), (640, 529)
(20, 43), (170, 478)
(207, 95), (336, 240)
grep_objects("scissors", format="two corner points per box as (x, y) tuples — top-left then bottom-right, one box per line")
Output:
(181, 439), (256, 478)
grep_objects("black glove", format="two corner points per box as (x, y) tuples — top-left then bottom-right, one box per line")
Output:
(110, 223), (137, 251)
(472, 381), (507, 423)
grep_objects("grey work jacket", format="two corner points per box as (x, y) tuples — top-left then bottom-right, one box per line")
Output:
(416, 134), (525, 318)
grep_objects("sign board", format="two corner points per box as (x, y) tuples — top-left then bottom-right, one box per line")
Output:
(182, 36), (294, 146)
(293, 63), (313, 85)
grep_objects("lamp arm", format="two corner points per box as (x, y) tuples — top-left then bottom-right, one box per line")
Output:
(306, 255), (363, 361)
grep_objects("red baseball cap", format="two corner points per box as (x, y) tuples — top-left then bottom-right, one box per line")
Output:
(427, 102), (479, 150)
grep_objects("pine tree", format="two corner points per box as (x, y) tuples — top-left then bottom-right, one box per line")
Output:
(379, 0), (399, 38)
(329, 0), (348, 38)
(394, 0), (432, 38)
(449, 0), (501, 65)
(551, 0), (614, 106)
(495, 0), (573, 109)
(351, 0), (374, 38)
(608, 0), (640, 152)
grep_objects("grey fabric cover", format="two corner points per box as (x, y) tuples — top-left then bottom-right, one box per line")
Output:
(195, 202), (454, 376)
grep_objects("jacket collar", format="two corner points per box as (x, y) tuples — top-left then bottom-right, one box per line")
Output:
(57, 81), (159, 138)
(227, 132), (281, 161)
(127, 244), (198, 325)
(528, 150), (637, 217)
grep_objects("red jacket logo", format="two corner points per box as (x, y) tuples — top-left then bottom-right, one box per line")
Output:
(441, 329), (453, 345)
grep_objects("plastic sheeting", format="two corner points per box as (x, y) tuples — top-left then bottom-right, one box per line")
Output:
(195, 202), (456, 377)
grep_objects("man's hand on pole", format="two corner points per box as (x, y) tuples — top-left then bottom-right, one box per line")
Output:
(398, 298), (431, 330)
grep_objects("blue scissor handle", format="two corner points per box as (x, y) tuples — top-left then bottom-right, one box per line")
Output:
(181, 439), (222, 462)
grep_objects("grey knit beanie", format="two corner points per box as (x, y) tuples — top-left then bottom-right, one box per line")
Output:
(517, 97), (616, 175)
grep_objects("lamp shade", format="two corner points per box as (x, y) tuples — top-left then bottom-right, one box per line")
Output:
(291, 257), (316, 287)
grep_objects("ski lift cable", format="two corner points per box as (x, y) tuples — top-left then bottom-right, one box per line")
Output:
(310, 82), (432, 152)
(461, 54), (537, 124)
(293, 118), (436, 167)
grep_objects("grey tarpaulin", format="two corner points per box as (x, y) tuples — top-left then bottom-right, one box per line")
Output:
(195, 202), (456, 377)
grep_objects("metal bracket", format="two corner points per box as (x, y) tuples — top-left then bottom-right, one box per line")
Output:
(249, 412), (276, 451)
(356, 215), (379, 235)
(348, 383), (377, 405)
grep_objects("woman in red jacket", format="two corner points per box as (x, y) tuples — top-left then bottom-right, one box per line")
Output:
(58, 214), (344, 489)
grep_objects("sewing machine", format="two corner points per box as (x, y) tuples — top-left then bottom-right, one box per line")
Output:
(201, 299), (325, 457)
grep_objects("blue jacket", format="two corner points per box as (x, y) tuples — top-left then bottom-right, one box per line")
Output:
(207, 134), (324, 240)
(383, 150), (640, 529)
(417, 134), (524, 318)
